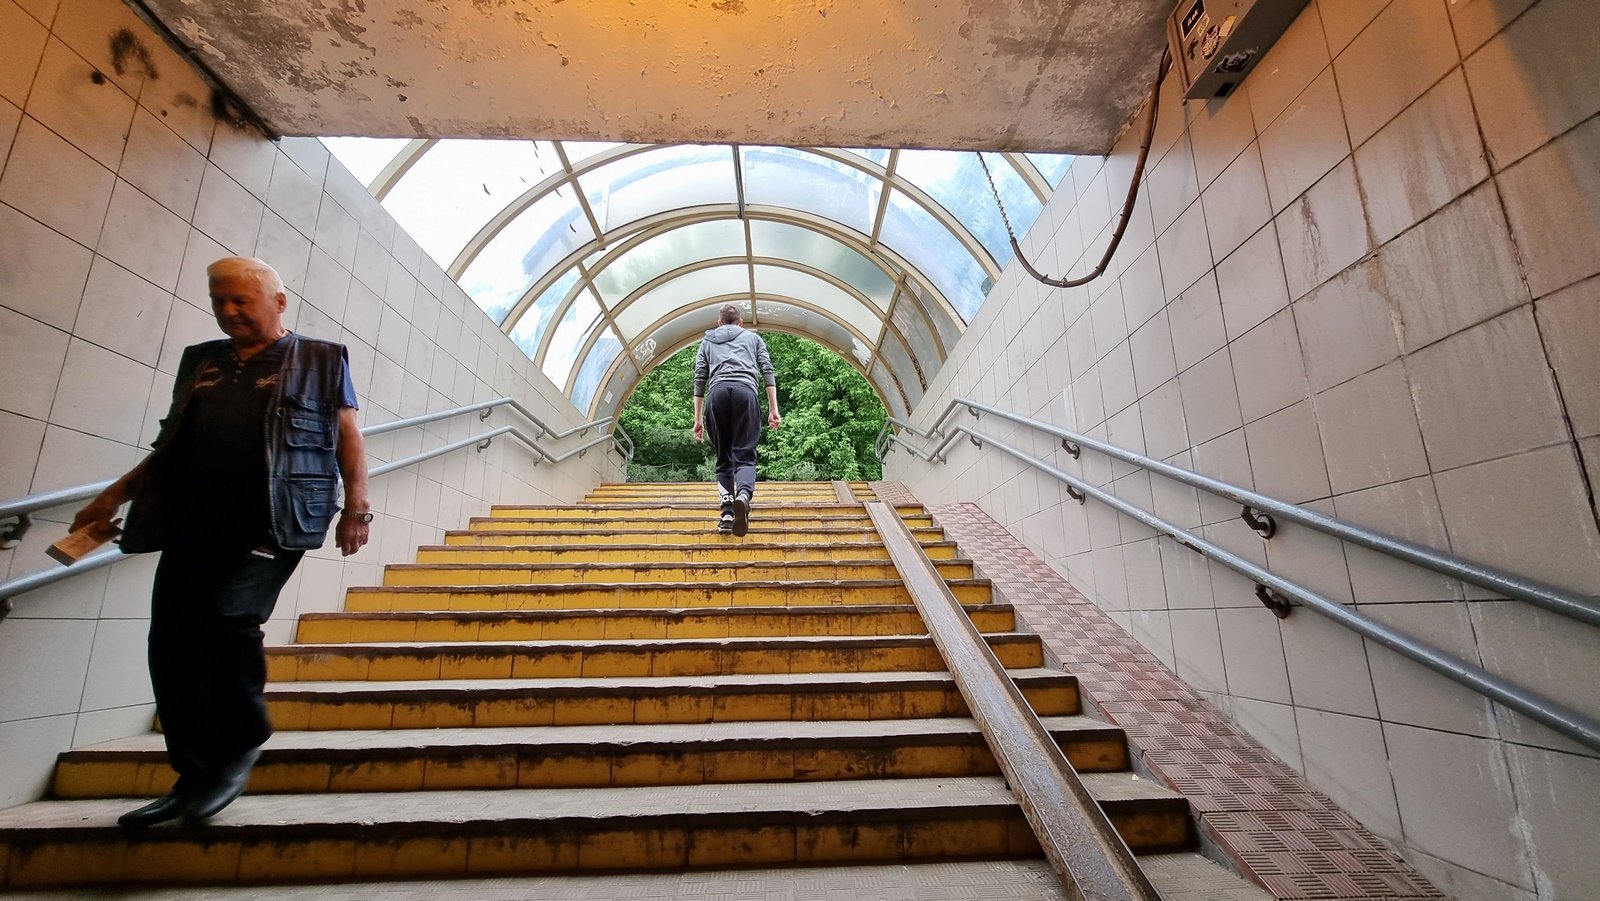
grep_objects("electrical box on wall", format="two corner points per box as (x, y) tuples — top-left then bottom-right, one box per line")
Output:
(1167, 0), (1311, 101)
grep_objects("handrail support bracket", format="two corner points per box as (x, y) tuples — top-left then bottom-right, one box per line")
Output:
(1255, 584), (1293, 619)
(1241, 506), (1277, 539)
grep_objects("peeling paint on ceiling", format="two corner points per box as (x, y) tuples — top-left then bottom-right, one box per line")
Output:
(136, 0), (1172, 153)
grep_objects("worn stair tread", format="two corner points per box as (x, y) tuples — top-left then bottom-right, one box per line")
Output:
(65, 716), (1123, 758)
(270, 632), (1036, 654)
(1140, 853), (1275, 901)
(419, 539), (957, 550)
(348, 577), (992, 595)
(0, 861), (1069, 900)
(1, 775), (1179, 835)
(492, 503), (923, 513)
(385, 557), (974, 573)
(299, 602), (1014, 622)
(262, 667), (1075, 697)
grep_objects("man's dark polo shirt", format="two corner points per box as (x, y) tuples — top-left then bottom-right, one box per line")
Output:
(165, 334), (357, 551)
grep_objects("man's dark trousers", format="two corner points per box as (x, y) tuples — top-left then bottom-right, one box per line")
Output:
(149, 544), (303, 780)
(705, 381), (761, 510)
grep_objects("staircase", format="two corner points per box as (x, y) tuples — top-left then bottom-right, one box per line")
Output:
(0, 481), (1260, 896)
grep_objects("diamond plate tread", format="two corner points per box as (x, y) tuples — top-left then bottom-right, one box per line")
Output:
(346, 577), (992, 595)
(0, 859), (1069, 900)
(261, 667), (1075, 698)
(65, 715), (1123, 758)
(0, 776), (1179, 834)
(1142, 853), (1274, 901)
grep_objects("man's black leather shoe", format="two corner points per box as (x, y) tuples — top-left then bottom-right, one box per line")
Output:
(117, 784), (189, 829)
(180, 747), (261, 825)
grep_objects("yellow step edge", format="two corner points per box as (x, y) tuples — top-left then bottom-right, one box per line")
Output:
(265, 635), (1044, 682)
(295, 606), (1019, 644)
(413, 542), (962, 564)
(340, 581), (995, 612)
(381, 560), (975, 587)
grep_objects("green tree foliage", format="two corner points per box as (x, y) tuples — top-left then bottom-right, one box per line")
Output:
(619, 333), (888, 482)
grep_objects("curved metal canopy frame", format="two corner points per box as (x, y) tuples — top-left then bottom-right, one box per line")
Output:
(329, 137), (1066, 414)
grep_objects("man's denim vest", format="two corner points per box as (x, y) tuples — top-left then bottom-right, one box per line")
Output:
(122, 334), (349, 553)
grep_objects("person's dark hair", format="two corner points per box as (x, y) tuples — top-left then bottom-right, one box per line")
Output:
(719, 303), (742, 324)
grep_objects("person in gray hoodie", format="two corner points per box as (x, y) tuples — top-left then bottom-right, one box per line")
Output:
(693, 303), (781, 535)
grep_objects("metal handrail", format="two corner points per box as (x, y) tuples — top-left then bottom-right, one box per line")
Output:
(886, 398), (1600, 629)
(0, 401), (629, 610)
(881, 417), (1600, 752)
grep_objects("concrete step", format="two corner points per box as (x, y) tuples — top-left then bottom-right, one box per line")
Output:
(414, 539), (962, 565)
(0, 777), (1188, 887)
(0, 858), (1272, 900)
(341, 578), (995, 612)
(440, 526), (947, 546)
(295, 603), (1019, 644)
(254, 669), (1080, 730)
(468, 513), (935, 531)
(264, 633), (1044, 682)
(54, 717), (1131, 798)
(381, 557), (976, 587)
(489, 502), (924, 518)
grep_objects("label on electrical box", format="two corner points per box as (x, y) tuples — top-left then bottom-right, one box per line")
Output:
(1179, 0), (1224, 67)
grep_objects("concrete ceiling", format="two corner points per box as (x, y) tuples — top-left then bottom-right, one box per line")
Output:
(139, 0), (1171, 154)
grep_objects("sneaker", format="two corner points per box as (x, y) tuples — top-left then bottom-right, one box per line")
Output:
(731, 491), (751, 537)
(717, 513), (735, 534)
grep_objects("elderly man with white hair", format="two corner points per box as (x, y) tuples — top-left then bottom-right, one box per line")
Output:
(73, 257), (370, 828)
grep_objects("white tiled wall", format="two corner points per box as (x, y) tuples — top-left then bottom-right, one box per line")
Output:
(890, 1), (1600, 898)
(0, 0), (622, 809)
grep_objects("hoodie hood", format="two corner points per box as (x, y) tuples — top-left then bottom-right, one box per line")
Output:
(704, 324), (744, 344)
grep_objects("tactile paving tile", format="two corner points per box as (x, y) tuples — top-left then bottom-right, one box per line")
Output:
(0, 859), (1070, 900)
(923, 502), (1446, 901)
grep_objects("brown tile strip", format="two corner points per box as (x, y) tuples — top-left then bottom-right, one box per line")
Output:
(868, 480), (923, 507)
(925, 501), (1444, 901)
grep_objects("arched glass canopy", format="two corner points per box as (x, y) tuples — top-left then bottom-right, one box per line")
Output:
(323, 137), (1070, 420)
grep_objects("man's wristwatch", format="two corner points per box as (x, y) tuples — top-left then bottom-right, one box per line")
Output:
(343, 509), (374, 523)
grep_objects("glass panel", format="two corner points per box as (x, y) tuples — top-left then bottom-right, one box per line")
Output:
(458, 185), (594, 323)
(903, 277), (963, 350)
(870, 359), (909, 419)
(589, 219), (745, 307)
(572, 327), (622, 413)
(748, 220), (895, 312)
(614, 264), (751, 338)
(837, 147), (890, 167)
(508, 269), (580, 355)
(1025, 153), (1074, 188)
(752, 265), (881, 344)
(591, 356), (637, 423)
(562, 141), (627, 165)
(751, 301), (872, 368)
(876, 328), (923, 410)
(888, 291), (938, 388)
(542, 289), (603, 387)
(381, 139), (563, 270)
(320, 137), (412, 188)
(741, 146), (881, 236)
(894, 149), (1042, 266)
(878, 188), (990, 322)
(580, 145), (737, 234)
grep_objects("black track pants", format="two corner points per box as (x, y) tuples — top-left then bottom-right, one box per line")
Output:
(149, 544), (303, 779)
(706, 382), (761, 509)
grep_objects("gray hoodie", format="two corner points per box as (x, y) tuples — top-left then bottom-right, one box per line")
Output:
(693, 324), (776, 397)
